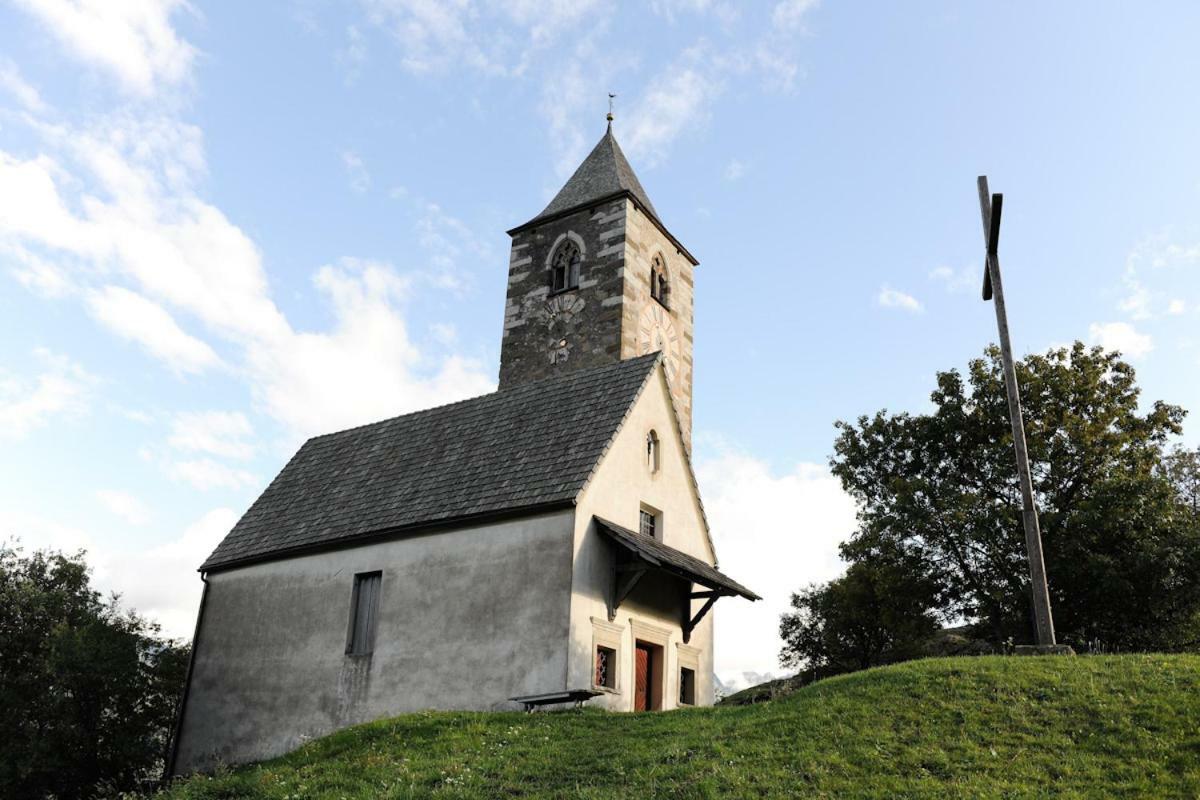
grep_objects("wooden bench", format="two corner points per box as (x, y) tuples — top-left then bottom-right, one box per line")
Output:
(509, 689), (601, 712)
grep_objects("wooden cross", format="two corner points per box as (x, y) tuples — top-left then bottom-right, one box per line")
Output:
(977, 176), (1057, 647)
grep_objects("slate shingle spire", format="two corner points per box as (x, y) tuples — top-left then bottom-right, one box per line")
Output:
(521, 124), (659, 228)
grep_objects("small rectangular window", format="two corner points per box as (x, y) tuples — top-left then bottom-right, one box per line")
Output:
(679, 667), (696, 706)
(595, 645), (617, 689)
(346, 571), (382, 655)
(639, 510), (656, 539)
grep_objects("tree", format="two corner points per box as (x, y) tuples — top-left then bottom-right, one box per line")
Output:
(779, 559), (940, 675)
(819, 343), (1200, 654)
(0, 543), (190, 799)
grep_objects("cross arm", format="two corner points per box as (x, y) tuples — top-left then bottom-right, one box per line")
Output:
(977, 175), (1003, 301)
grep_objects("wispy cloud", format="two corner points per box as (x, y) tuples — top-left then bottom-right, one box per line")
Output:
(95, 489), (151, 526)
(1089, 321), (1154, 360)
(86, 286), (222, 375)
(0, 57), (47, 112)
(1, 107), (492, 445)
(168, 411), (256, 460)
(0, 349), (95, 440)
(358, 0), (603, 76)
(1120, 234), (1200, 320)
(876, 285), (924, 313)
(169, 458), (258, 492)
(342, 150), (370, 193)
(928, 264), (978, 294)
(771, 0), (819, 33)
(12, 0), (197, 96)
(625, 46), (722, 166)
(724, 158), (746, 181)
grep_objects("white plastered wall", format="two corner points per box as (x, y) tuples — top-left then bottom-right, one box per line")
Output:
(568, 364), (716, 710)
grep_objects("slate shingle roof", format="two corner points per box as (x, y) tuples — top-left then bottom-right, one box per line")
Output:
(520, 125), (659, 228)
(595, 518), (760, 601)
(201, 355), (661, 572)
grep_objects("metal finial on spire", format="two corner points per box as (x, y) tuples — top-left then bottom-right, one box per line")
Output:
(607, 92), (616, 127)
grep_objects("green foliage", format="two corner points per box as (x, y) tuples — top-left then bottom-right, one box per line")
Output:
(779, 559), (940, 674)
(153, 655), (1200, 798)
(826, 342), (1200, 651)
(0, 543), (191, 799)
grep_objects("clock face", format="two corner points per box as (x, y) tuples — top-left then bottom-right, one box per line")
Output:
(638, 303), (681, 380)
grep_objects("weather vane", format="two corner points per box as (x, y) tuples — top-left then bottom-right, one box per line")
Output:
(607, 92), (616, 123)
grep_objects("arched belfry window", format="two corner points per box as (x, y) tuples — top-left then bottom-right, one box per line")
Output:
(647, 430), (660, 473)
(551, 239), (582, 293)
(650, 254), (669, 308)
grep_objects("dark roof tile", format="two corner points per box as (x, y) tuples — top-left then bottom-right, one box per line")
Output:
(201, 355), (659, 571)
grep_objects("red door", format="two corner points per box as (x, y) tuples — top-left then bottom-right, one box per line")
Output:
(634, 643), (652, 711)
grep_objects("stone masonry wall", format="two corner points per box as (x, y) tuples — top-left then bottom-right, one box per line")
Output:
(621, 203), (695, 443)
(497, 197), (695, 444)
(498, 199), (629, 389)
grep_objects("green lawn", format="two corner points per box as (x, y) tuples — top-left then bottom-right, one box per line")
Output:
(157, 655), (1200, 799)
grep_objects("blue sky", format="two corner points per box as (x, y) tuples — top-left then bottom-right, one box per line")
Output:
(1, 1), (1199, 685)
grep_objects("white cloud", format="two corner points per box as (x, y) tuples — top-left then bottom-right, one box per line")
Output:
(168, 411), (255, 460)
(876, 285), (924, 313)
(104, 508), (235, 636)
(0, 110), (492, 444)
(86, 285), (222, 375)
(360, 0), (603, 76)
(247, 258), (492, 441)
(342, 150), (370, 193)
(624, 49), (722, 166)
(94, 489), (151, 526)
(1120, 234), (1200, 320)
(724, 159), (746, 181)
(0, 349), (94, 439)
(771, 0), (819, 32)
(696, 450), (857, 681)
(0, 58), (47, 112)
(12, 0), (197, 96)
(929, 263), (978, 294)
(2, 506), (235, 638)
(7, 247), (74, 298)
(338, 24), (368, 81)
(169, 458), (258, 491)
(1089, 321), (1154, 360)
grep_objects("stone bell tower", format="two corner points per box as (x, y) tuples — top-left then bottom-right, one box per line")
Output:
(497, 118), (698, 441)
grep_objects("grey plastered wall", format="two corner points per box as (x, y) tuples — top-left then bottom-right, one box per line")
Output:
(173, 509), (574, 775)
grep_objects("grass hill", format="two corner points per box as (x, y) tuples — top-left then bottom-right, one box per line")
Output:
(157, 655), (1200, 798)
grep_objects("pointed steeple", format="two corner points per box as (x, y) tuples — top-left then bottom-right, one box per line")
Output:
(519, 125), (659, 229)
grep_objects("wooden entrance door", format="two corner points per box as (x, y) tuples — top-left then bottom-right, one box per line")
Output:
(634, 643), (652, 711)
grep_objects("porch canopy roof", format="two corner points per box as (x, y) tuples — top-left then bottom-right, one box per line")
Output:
(594, 517), (760, 601)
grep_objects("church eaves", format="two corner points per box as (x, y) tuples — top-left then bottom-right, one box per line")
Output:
(199, 354), (663, 572)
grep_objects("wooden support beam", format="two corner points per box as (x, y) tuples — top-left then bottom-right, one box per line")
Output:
(609, 568), (646, 621)
(690, 590), (721, 599)
(683, 595), (718, 644)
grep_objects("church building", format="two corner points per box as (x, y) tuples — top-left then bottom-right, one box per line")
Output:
(168, 120), (759, 775)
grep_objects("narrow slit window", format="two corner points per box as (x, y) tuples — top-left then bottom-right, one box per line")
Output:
(595, 645), (617, 689)
(679, 667), (696, 706)
(346, 571), (382, 655)
(650, 254), (670, 308)
(646, 430), (660, 473)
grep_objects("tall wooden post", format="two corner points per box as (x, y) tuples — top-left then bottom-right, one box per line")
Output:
(977, 176), (1057, 647)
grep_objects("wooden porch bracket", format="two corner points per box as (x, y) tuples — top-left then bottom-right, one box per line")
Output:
(608, 566), (647, 622)
(682, 593), (722, 644)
